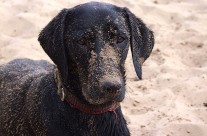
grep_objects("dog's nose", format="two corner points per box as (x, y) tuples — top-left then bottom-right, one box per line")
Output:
(102, 79), (122, 93)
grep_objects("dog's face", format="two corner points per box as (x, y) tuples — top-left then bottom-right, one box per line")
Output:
(64, 4), (129, 105)
(38, 2), (154, 106)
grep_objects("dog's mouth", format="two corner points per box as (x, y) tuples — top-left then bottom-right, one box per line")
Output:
(82, 92), (125, 106)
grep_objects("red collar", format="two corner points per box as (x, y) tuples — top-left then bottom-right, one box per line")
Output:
(54, 69), (120, 114)
(65, 92), (120, 114)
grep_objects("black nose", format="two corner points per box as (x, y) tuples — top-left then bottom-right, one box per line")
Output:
(102, 79), (122, 93)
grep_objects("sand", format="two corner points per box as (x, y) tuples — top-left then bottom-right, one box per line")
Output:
(0, 0), (207, 135)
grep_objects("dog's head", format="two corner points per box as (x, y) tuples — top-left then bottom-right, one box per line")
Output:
(38, 2), (154, 105)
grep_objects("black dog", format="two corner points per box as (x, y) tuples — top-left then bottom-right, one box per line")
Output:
(0, 2), (154, 136)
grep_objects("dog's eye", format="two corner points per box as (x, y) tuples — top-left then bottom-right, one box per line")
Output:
(116, 36), (125, 44)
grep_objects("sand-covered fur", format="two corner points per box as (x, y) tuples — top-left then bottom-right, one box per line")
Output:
(1, 0), (207, 136)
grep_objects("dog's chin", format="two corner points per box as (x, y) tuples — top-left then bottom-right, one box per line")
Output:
(82, 90), (125, 106)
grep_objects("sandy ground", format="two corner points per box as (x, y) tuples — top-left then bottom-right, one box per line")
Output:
(0, 0), (207, 135)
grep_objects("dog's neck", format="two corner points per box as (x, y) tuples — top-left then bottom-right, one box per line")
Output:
(54, 68), (120, 114)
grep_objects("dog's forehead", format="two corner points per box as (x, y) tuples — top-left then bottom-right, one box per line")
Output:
(73, 2), (120, 18)
(69, 3), (126, 30)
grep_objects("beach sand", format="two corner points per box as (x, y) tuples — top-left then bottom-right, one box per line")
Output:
(0, 0), (207, 135)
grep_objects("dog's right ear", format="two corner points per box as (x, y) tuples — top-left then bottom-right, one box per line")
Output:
(123, 8), (154, 80)
(38, 9), (69, 83)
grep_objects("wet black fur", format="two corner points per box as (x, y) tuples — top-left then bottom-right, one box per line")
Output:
(0, 2), (154, 136)
(0, 59), (128, 135)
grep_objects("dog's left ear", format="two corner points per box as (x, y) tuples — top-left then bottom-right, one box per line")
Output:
(38, 9), (69, 83)
(123, 8), (154, 80)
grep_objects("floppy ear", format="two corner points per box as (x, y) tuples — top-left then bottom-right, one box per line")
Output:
(124, 8), (154, 80)
(38, 9), (69, 83)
